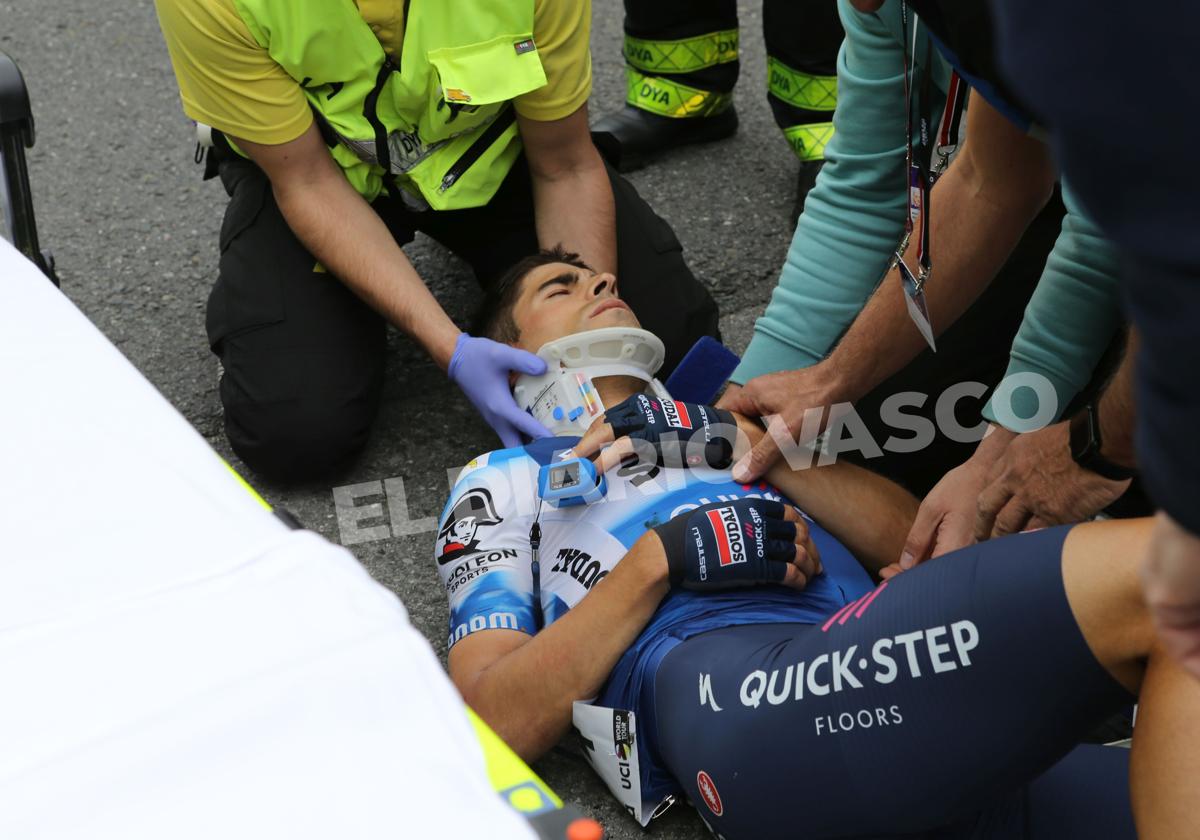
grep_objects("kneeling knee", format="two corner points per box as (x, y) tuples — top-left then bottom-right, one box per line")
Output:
(224, 397), (376, 483)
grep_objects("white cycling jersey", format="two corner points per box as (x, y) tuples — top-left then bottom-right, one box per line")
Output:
(435, 438), (799, 650)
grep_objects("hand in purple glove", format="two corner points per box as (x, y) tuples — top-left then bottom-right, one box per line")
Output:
(447, 333), (552, 448)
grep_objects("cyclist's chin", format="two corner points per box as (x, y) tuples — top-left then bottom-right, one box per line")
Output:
(515, 307), (643, 355)
(587, 306), (641, 330)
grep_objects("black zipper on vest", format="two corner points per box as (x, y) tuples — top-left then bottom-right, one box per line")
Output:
(363, 57), (397, 172)
(438, 106), (517, 193)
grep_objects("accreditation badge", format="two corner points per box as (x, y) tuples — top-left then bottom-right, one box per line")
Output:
(898, 258), (937, 352)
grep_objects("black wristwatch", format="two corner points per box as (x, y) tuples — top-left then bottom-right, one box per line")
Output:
(1069, 404), (1136, 481)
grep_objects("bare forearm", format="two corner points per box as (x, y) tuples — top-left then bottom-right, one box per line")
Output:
(767, 458), (918, 575)
(530, 154), (616, 275)
(829, 172), (1044, 398)
(273, 172), (460, 368)
(453, 536), (668, 760)
(826, 93), (1056, 400)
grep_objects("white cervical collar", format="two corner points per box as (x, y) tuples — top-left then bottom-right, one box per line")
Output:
(513, 327), (671, 438)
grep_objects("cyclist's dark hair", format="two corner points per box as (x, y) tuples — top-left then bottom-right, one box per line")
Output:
(472, 245), (591, 344)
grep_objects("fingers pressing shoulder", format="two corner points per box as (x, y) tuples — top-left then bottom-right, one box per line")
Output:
(569, 415), (615, 460)
(732, 434), (782, 483)
(715, 382), (747, 412)
(595, 436), (638, 475)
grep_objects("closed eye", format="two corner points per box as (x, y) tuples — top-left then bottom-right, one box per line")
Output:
(537, 271), (580, 299)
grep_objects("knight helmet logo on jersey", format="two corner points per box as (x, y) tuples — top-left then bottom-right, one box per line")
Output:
(437, 487), (503, 564)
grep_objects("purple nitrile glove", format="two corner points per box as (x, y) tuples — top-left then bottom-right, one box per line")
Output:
(447, 333), (552, 448)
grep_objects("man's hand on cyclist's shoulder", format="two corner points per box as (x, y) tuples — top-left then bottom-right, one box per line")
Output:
(718, 363), (845, 483)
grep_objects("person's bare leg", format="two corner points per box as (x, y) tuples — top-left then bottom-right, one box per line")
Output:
(1129, 640), (1200, 838)
(1062, 519), (1200, 839)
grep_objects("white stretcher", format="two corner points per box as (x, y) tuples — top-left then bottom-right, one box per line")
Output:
(0, 235), (539, 839)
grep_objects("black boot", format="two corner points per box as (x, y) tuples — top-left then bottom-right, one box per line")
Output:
(592, 105), (738, 173)
(791, 159), (825, 224)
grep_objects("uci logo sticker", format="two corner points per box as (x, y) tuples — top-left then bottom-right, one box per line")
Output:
(513, 38), (536, 55)
(661, 399), (693, 430)
(707, 506), (746, 567)
(612, 710), (634, 761)
(696, 771), (723, 817)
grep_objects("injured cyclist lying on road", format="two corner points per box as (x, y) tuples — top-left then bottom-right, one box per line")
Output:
(432, 247), (1198, 840)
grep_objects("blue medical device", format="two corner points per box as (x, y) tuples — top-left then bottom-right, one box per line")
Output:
(537, 457), (607, 507)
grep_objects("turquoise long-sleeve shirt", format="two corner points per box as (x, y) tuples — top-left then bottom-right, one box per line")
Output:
(732, 0), (1122, 432)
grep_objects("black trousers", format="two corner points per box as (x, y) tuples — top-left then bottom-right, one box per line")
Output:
(207, 154), (719, 482)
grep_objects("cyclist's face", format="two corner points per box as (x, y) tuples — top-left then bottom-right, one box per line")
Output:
(511, 262), (640, 352)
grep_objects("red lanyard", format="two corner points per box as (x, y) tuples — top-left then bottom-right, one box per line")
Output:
(935, 71), (967, 172)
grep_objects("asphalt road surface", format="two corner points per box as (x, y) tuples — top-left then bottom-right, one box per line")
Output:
(4, 1), (805, 835)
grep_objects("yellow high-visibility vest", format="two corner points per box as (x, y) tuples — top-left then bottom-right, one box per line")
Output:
(229, 0), (545, 207)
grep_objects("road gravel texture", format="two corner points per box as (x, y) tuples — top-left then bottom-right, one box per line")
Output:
(4, 1), (804, 835)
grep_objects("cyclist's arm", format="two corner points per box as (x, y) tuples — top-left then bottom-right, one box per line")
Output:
(586, 408), (917, 576)
(767, 460), (917, 577)
(448, 532), (669, 762)
(737, 403), (915, 575)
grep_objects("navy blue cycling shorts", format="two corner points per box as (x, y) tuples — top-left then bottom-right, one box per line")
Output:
(651, 525), (1135, 839)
